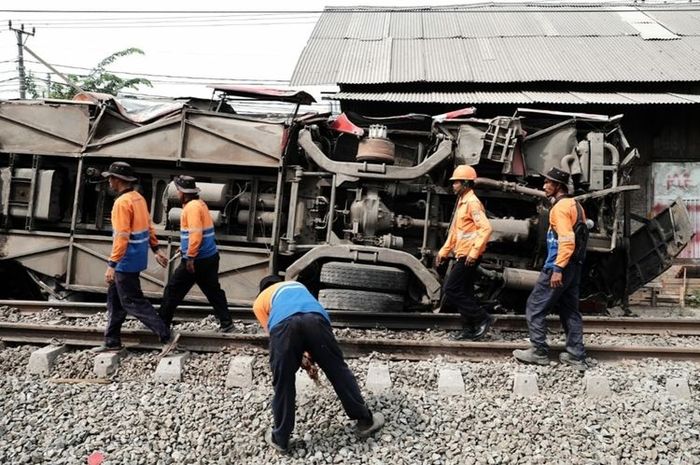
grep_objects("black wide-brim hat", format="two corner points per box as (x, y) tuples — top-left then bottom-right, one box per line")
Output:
(174, 175), (201, 194)
(101, 161), (137, 182)
(543, 166), (570, 185)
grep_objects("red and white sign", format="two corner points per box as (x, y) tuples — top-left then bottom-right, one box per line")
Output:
(653, 162), (700, 259)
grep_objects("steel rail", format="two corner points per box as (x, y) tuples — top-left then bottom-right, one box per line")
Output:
(2, 300), (700, 335)
(0, 322), (699, 362)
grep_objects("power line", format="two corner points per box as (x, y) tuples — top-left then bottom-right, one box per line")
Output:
(19, 18), (316, 29)
(13, 16), (319, 26)
(23, 59), (290, 83)
(11, 13), (318, 22)
(17, 14), (320, 27)
(22, 20), (317, 29)
(1, 4), (700, 13)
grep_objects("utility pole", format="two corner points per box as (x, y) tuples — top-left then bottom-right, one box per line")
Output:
(8, 21), (35, 99)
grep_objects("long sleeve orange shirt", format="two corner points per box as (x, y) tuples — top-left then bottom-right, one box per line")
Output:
(544, 197), (585, 271)
(108, 190), (158, 272)
(439, 189), (493, 260)
(180, 199), (217, 260)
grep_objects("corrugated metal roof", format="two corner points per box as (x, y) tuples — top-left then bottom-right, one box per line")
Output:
(291, 4), (700, 85)
(646, 10), (700, 36)
(327, 91), (700, 105)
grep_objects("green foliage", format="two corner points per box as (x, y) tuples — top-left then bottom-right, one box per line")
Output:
(22, 71), (40, 98)
(687, 289), (700, 308)
(27, 47), (152, 99)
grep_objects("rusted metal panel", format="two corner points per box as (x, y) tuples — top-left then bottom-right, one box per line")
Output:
(63, 235), (268, 304)
(204, 246), (269, 303)
(87, 115), (181, 160)
(182, 112), (283, 167)
(67, 236), (165, 295)
(0, 102), (90, 154)
(86, 110), (284, 167)
(0, 231), (69, 277)
(208, 85), (316, 105)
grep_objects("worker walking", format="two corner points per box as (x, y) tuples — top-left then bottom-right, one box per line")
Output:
(159, 175), (234, 332)
(436, 165), (494, 341)
(253, 275), (384, 454)
(513, 167), (589, 370)
(91, 161), (178, 355)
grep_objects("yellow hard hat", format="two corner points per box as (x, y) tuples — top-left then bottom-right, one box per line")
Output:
(449, 165), (478, 181)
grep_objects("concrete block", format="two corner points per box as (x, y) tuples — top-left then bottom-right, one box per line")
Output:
(366, 363), (392, 395)
(296, 369), (321, 405)
(94, 352), (121, 378)
(513, 372), (539, 397)
(585, 376), (611, 398)
(27, 345), (66, 376)
(154, 352), (189, 383)
(226, 355), (255, 388)
(438, 367), (465, 396)
(666, 377), (691, 400)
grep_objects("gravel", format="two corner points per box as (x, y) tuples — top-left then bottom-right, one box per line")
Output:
(4, 305), (699, 348)
(1, 340), (699, 465)
(0, 306), (265, 334)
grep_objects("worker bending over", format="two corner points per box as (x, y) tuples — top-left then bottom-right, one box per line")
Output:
(253, 275), (384, 453)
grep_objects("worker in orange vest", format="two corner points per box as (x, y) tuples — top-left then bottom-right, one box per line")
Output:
(514, 167), (589, 370)
(435, 165), (494, 340)
(253, 275), (384, 454)
(91, 161), (178, 356)
(159, 175), (234, 332)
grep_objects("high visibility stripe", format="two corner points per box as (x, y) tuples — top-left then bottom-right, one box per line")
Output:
(457, 231), (476, 240)
(270, 282), (305, 306)
(128, 237), (150, 244)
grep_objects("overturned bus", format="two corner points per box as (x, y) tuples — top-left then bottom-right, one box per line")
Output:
(0, 86), (693, 312)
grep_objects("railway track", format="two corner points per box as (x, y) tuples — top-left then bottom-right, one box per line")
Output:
(2, 300), (700, 336)
(1, 322), (699, 362)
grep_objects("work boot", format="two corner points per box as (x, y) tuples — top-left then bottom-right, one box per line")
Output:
(89, 344), (124, 353)
(357, 411), (385, 438)
(219, 321), (235, 333)
(513, 347), (549, 365)
(265, 428), (288, 454)
(159, 331), (181, 358)
(559, 351), (589, 371)
(449, 327), (476, 341)
(471, 315), (495, 341)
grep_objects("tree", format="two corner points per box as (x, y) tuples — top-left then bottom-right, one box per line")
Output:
(26, 47), (152, 99)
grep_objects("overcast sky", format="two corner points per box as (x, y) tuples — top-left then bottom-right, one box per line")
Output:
(0, 0), (499, 100)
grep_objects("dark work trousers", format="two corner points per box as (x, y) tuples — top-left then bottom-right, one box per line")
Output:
(159, 253), (231, 328)
(442, 258), (488, 328)
(525, 264), (586, 360)
(268, 312), (371, 449)
(105, 271), (170, 347)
